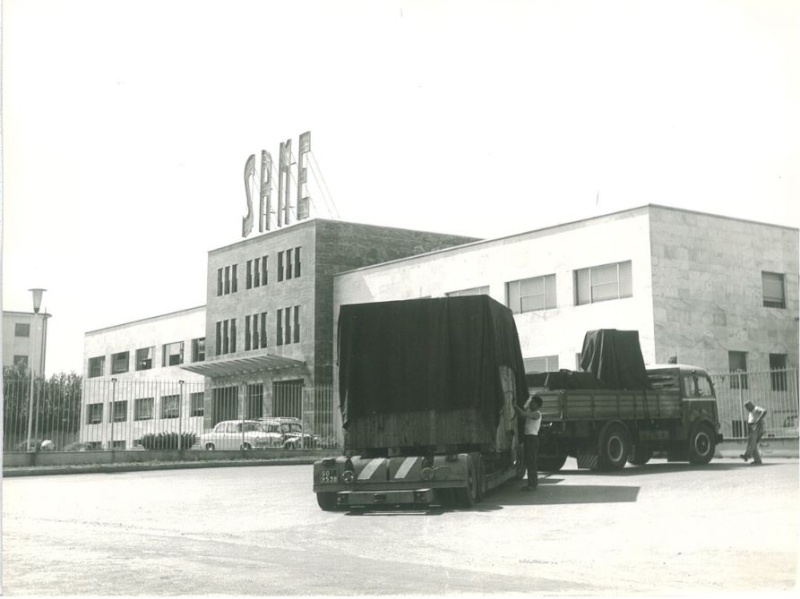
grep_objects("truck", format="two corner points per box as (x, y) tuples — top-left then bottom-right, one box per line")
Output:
(529, 329), (723, 471)
(312, 296), (529, 510)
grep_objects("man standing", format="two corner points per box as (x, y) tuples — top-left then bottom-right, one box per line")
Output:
(514, 395), (544, 491)
(740, 401), (768, 465)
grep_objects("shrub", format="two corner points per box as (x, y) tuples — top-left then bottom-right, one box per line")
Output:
(138, 432), (197, 450)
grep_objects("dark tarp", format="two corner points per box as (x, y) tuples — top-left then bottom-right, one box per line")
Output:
(337, 296), (529, 427)
(579, 329), (649, 390)
(526, 369), (605, 391)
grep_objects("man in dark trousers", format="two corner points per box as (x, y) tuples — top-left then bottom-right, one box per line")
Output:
(740, 400), (768, 465)
(514, 395), (544, 491)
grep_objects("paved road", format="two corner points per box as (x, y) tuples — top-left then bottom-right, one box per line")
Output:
(2, 458), (798, 596)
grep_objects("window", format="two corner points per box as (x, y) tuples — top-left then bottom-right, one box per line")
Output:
(216, 321), (221, 355)
(286, 249), (293, 280)
(217, 268), (223, 296)
(262, 255), (269, 285)
(293, 306), (300, 343)
(190, 392), (205, 417)
(231, 264), (238, 293)
(15, 323), (30, 337)
(161, 394), (180, 419)
(770, 353), (788, 391)
(762, 272), (786, 308)
(217, 320), (236, 355)
(447, 286), (490, 297)
(246, 260), (253, 289)
(276, 309), (283, 346)
(112, 400), (128, 422)
(110, 440), (126, 450)
(524, 355), (559, 373)
(86, 403), (103, 425)
(245, 315), (252, 350)
(162, 342), (184, 366)
(13, 355), (28, 368)
(294, 247), (301, 278)
(728, 351), (748, 390)
(278, 251), (284, 282)
(135, 397), (154, 421)
(88, 356), (105, 378)
(507, 275), (556, 313)
(192, 338), (206, 362)
(285, 307), (292, 345)
(223, 320), (229, 354)
(230, 319), (237, 353)
(252, 314), (260, 350)
(111, 351), (130, 374)
(260, 312), (267, 347)
(224, 266), (231, 294)
(575, 261), (632, 305)
(136, 347), (154, 371)
(254, 257), (261, 287)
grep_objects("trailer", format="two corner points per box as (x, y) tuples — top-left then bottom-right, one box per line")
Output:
(312, 296), (529, 510)
(530, 330), (723, 471)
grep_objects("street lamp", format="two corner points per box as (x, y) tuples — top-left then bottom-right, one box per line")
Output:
(26, 288), (46, 453)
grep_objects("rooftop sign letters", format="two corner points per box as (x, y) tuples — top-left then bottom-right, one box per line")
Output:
(242, 131), (311, 238)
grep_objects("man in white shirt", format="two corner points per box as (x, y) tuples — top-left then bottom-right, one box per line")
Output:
(740, 401), (767, 465)
(514, 395), (544, 491)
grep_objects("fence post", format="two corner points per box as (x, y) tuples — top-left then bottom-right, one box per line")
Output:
(178, 380), (184, 452)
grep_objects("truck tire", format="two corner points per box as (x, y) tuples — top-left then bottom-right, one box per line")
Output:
(455, 456), (479, 508)
(628, 445), (654, 466)
(688, 423), (716, 465)
(539, 454), (568, 472)
(316, 492), (338, 511)
(598, 422), (631, 471)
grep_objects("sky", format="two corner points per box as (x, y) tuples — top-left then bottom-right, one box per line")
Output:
(2, 0), (798, 376)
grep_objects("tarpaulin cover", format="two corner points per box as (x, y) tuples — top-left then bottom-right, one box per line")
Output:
(337, 296), (529, 427)
(579, 329), (649, 390)
(526, 370), (605, 390)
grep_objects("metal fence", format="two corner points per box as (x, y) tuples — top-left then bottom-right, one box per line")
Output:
(2, 374), (341, 453)
(710, 369), (798, 440)
(3, 369), (797, 453)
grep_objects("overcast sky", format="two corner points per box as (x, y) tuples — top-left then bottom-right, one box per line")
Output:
(2, 0), (798, 376)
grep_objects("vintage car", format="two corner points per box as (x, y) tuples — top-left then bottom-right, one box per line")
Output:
(196, 420), (284, 451)
(258, 417), (319, 449)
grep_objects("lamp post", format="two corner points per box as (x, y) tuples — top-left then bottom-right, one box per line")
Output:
(26, 288), (46, 453)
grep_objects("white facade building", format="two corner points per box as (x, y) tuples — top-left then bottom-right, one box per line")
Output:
(81, 306), (206, 449)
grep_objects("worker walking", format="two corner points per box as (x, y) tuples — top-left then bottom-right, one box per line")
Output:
(514, 395), (544, 491)
(740, 401), (768, 465)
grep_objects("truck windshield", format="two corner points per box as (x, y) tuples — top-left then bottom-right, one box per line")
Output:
(683, 374), (714, 398)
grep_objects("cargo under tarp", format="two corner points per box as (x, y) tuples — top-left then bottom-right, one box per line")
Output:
(579, 329), (649, 391)
(337, 296), (529, 430)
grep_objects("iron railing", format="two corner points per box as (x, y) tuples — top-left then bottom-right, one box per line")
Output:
(3, 369), (797, 453)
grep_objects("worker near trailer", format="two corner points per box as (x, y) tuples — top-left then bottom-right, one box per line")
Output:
(740, 401), (768, 465)
(514, 395), (544, 491)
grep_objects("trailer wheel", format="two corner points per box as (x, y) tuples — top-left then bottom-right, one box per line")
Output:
(539, 454), (568, 472)
(628, 445), (654, 466)
(688, 423), (716, 465)
(316, 492), (338, 511)
(598, 422), (631, 470)
(455, 456), (478, 508)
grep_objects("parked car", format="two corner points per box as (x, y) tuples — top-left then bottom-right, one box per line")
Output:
(258, 417), (319, 449)
(196, 419), (284, 451)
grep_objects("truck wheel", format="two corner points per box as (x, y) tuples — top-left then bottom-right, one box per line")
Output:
(539, 454), (568, 472)
(455, 456), (478, 508)
(316, 492), (338, 511)
(688, 423), (716, 465)
(628, 445), (653, 466)
(598, 422), (631, 470)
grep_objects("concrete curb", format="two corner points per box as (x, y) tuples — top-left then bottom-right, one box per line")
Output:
(2, 457), (320, 478)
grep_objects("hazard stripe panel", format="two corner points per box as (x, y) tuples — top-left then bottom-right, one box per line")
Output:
(394, 457), (418, 479)
(357, 458), (385, 480)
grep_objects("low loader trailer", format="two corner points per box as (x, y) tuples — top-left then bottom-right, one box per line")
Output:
(313, 296), (530, 510)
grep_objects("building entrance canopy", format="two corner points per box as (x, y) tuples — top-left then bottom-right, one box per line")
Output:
(180, 354), (305, 377)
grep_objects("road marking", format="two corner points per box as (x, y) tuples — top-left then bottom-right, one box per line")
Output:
(358, 458), (384, 480)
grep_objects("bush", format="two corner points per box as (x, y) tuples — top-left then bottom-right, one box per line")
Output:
(138, 432), (197, 450)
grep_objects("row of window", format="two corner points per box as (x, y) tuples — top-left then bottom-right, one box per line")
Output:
(215, 306), (301, 356)
(85, 392), (205, 424)
(450, 264), (788, 314)
(216, 247), (302, 297)
(88, 339), (206, 378)
(525, 351), (791, 392)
